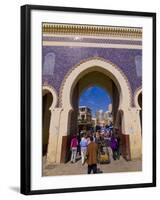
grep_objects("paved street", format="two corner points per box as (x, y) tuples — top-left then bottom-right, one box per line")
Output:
(43, 156), (142, 176)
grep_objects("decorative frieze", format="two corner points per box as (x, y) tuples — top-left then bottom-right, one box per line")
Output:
(43, 23), (142, 39)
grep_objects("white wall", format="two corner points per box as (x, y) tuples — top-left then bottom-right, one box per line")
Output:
(0, 0), (159, 199)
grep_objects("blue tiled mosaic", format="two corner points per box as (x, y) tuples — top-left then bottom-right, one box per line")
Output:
(42, 46), (142, 106)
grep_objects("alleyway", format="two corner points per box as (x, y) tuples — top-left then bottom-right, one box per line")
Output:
(43, 156), (142, 176)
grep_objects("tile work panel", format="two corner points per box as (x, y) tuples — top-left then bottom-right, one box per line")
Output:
(42, 46), (142, 106)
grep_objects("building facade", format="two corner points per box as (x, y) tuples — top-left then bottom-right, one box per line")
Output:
(78, 106), (92, 132)
(42, 23), (142, 163)
(96, 104), (113, 127)
(96, 109), (105, 126)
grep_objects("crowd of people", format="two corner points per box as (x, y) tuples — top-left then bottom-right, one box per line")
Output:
(70, 126), (121, 174)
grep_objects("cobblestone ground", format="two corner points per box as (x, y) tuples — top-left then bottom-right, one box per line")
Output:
(43, 155), (142, 176)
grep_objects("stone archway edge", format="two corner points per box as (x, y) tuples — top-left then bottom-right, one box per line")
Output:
(59, 57), (132, 110)
(134, 87), (142, 109)
(43, 84), (58, 109)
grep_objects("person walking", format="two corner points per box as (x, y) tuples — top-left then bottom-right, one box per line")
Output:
(70, 135), (78, 163)
(110, 135), (118, 160)
(86, 136), (98, 174)
(80, 134), (88, 165)
(115, 133), (121, 159)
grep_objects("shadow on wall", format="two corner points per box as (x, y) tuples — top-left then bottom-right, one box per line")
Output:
(9, 186), (20, 193)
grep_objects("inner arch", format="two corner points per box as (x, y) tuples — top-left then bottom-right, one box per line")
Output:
(69, 70), (120, 137)
(42, 90), (53, 157)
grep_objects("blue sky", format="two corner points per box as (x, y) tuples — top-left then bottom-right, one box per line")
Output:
(79, 86), (111, 117)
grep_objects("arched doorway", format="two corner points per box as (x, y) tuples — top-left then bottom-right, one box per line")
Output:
(134, 88), (142, 135)
(138, 92), (142, 131)
(58, 58), (133, 162)
(63, 71), (119, 162)
(69, 71), (118, 136)
(42, 91), (53, 156)
(42, 85), (58, 164)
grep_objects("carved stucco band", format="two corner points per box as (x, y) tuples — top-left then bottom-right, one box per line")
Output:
(42, 84), (58, 109)
(43, 23), (142, 38)
(59, 57), (132, 108)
